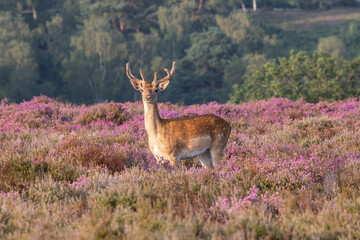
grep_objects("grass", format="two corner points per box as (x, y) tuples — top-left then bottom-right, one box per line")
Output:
(1, 96), (360, 239)
(250, 7), (360, 31)
(249, 7), (360, 60)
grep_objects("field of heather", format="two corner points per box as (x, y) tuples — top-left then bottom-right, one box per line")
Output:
(1, 96), (360, 239)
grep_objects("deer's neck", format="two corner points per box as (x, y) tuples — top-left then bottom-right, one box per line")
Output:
(143, 102), (162, 136)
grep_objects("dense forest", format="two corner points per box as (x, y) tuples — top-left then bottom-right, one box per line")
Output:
(0, 0), (360, 104)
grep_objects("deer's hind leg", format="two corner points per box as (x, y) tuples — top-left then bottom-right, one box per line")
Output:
(209, 147), (224, 167)
(198, 149), (214, 168)
(210, 125), (231, 166)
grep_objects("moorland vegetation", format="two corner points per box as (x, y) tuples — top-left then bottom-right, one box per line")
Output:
(1, 96), (360, 238)
(0, 0), (360, 104)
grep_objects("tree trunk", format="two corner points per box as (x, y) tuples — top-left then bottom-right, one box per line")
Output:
(198, 0), (203, 12)
(172, 39), (176, 59)
(98, 50), (106, 103)
(32, 5), (37, 20)
(253, 0), (257, 11)
(119, 18), (124, 32)
(241, 2), (246, 12)
(111, 19), (117, 30)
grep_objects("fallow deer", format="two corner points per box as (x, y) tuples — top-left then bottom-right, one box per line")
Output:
(127, 62), (231, 168)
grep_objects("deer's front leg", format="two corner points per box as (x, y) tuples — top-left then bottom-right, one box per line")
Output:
(160, 152), (180, 168)
(168, 154), (180, 168)
(150, 147), (178, 167)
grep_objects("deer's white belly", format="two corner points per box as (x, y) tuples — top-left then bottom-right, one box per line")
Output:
(179, 135), (212, 159)
(150, 135), (212, 161)
(179, 148), (208, 159)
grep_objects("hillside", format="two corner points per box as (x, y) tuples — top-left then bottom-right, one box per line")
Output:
(251, 7), (360, 30)
(1, 2), (360, 104)
(1, 96), (360, 238)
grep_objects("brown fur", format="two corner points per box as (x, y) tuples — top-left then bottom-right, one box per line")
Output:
(127, 62), (231, 168)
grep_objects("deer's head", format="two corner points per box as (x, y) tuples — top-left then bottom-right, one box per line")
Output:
(127, 62), (176, 104)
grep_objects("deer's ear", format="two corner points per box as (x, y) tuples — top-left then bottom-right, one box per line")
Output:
(130, 79), (143, 91)
(156, 80), (170, 92)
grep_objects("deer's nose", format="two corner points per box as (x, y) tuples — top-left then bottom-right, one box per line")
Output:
(145, 96), (152, 101)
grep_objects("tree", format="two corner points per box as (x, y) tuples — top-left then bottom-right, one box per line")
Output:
(347, 56), (360, 96)
(225, 53), (267, 102)
(229, 50), (357, 103)
(317, 36), (346, 59)
(63, 16), (125, 103)
(157, 1), (196, 59)
(304, 52), (347, 102)
(180, 27), (233, 103)
(0, 0), (62, 26)
(0, 12), (38, 101)
(78, 0), (161, 34)
(240, 0), (247, 11)
(216, 11), (276, 54)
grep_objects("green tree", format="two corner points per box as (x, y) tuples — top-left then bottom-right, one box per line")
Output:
(230, 51), (355, 103)
(158, 1), (196, 59)
(317, 36), (345, 59)
(347, 56), (360, 96)
(304, 52), (347, 102)
(0, 12), (38, 101)
(63, 16), (126, 103)
(223, 53), (267, 101)
(216, 11), (277, 55)
(78, 0), (161, 34)
(239, 51), (309, 102)
(30, 14), (71, 97)
(181, 27), (233, 102)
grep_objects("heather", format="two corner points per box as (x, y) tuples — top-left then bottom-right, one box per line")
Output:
(1, 96), (360, 239)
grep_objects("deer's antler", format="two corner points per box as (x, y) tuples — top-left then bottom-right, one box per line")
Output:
(153, 62), (176, 85)
(126, 63), (147, 82)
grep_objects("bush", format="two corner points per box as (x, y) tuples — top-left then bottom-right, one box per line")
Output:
(76, 101), (130, 125)
(230, 50), (360, 103)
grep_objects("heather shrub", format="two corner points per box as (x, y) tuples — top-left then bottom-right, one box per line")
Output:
(0, 154), (83, 192)
(296, 116), (341, 141)
(49, 135), (126, 173)
(76, 101), (130, 125)
(0, 159), (35, 192)
(0, 96), (74, 130)
(1, 97), (360, 238)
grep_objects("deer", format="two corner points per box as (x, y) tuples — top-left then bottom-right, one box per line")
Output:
(127, 62), (231, 168)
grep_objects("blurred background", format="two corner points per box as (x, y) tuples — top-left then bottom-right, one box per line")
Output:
(0, 0), (360, 104)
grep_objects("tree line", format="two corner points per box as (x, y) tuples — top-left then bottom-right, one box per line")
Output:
(0, 0), (359, 104)
(230, 51), (360, 103)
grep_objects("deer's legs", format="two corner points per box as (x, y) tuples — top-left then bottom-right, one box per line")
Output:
(152, 151), (179, 168)
(210, 127), (231, 167)
(209, 147), (225, 167)
(198, 149), (213, 168)
(167, 153), (180, 168)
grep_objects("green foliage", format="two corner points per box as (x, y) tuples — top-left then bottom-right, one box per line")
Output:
(157, 1), (195, 59)
(223, 53), (267, 98)
(318, 36), (346, 59)
(0, 12), (37, 101)
(216, 11), (277, 54)
(185, 27), (232, 74)
(181, 27), (233, 102)
(0, 1), (360, 103)
(230, 50), (360, 103)
(63, 15), (126, 103)
(265, 0), (343, 9)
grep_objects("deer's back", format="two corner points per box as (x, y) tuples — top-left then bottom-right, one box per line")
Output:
(160, 114), (231, 140)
